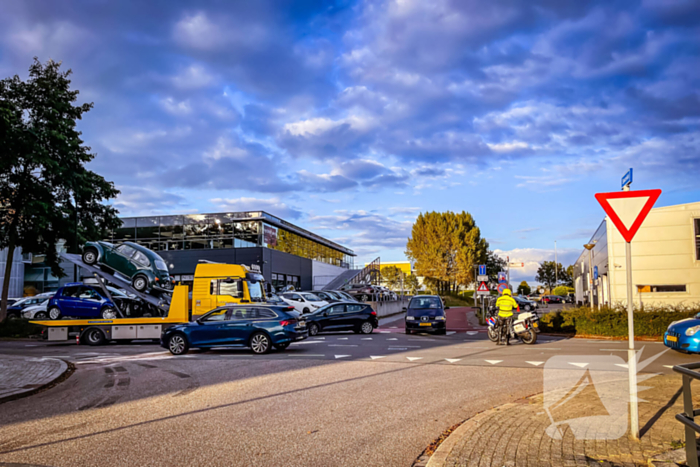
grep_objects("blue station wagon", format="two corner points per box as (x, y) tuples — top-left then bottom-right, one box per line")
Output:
(161, 305), (308, 355)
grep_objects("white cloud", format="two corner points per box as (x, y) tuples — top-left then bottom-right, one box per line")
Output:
(171, 65), (215, 89)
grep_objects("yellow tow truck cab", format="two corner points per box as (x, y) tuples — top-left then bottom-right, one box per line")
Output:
(192, 263), (266, 319)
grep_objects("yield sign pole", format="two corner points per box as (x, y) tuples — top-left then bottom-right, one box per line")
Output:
(595, 188), (661, 441)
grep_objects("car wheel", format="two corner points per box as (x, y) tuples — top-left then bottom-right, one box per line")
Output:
(275, 342), (290, 350)
(168, 333), (189, 355)
(525, 305), (532, 311)
(360, 321), (374, 334)
(101, 307), (117, 319)
(250, 332), (271, 354)
(405, 328), (411, 334)
(360, 295), (368, 302)
(309, 323), (320, 336)
(34, 311), (48, 320)
(48, 307), (62, 320)
(6, 313), (18, 321)
(303, 308), (310, 314)
(83, 328), (106, 346)
(132, 275), (149, 292)
(82, 248), (98, 265)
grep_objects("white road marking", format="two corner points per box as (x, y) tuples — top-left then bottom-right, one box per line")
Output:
(569, 362), (589, 368)
(406, 357), (423, 361)
(378, 331), (391, 333)
(526, 361), (544, 366)
(445, 359), (461, 363)
(446, 331), (456, 335)
(390, 326), (398, 329)
(361, 338), (373, 340)
(329, 344), (358, 347)
(387, 338), (398, 341)
(600, 349), (628, 352)
(312, 337), (325, 340)
(388, 348), (408, 351)
(370, 356), (386, 360)
(337, 338), (349, 340)
(293, 341), (322, 345)
(290, 354), (325, 357)
(466, 331), (479, 336)
(485, 360), (503, 365)
(335, 355), (351, 359)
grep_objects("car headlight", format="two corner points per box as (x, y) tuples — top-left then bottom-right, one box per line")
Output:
(686, 326), (700, 336)
(406, 316), (415, 321)
(434, 316), (446, 321)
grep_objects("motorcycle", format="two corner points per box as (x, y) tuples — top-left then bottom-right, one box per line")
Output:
(486, 303), (539, 345)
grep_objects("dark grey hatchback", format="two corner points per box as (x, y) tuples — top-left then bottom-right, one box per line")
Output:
(404, 295), (448, 334)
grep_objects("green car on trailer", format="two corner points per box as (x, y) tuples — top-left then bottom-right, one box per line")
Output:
(81, 241), (174, 292)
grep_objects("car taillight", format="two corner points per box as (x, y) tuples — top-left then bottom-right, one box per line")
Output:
(280, 319), (298, 326)
(370, 311), (376, 316)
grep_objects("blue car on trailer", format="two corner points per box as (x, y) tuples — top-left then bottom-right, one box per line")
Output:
(664, 314), (700, 353)
(161, 304), (308, 355)
(46, 283), (119, 320)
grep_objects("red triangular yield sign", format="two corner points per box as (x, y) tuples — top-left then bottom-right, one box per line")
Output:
(477, 281), (489, 292)
(594, 189), (661, 243)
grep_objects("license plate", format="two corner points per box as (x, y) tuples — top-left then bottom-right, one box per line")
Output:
(667, 335), (678, 342)
(419, 323), (432, 327)
(533, 322), (539, 327)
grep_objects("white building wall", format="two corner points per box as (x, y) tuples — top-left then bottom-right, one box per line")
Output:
(607, 201), (700, 307)
(311, 260), (348, 290)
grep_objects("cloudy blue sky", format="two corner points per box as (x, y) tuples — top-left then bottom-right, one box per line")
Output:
(1, 0), (698, 282)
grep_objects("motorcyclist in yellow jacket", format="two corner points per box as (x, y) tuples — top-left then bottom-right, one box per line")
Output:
(495, 289), (519, 345)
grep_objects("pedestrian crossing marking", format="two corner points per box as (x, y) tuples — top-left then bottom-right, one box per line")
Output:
(485, 360), (503, 365)
(445, 359), (461, 363)
(334, 355), (350, 359)
(526, 361), (544, 366)
(569, 362), (589, 368)
(370, 356), (386, 360)
(406, 357), (423, 361)
(466, 331), (479, 335)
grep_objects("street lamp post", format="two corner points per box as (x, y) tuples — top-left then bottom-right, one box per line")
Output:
(583, 242), (596, 311)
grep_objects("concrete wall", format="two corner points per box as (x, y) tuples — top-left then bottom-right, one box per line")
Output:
(0, 247), (25, 298)
(368, 298), (410, 318)
(311, 261), (348, 290)
(605, 201), (700, 307)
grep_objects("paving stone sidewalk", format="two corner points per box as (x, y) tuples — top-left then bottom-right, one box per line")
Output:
(0, 354), (68, 401)
(428, 373), (696, 467)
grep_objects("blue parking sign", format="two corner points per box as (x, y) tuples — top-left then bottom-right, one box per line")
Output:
(478, 264), (486, 276)
(594, 265), (598, 280)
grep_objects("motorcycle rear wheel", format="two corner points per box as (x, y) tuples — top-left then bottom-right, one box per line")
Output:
(521, 328), (537, 345)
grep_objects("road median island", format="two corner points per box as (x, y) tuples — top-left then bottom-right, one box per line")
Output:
(420, 373), (698, 467)
(0, 354), (73, 404)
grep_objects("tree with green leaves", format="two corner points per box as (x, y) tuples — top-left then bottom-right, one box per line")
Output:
(0, 59), (121, 321)
(405, 211), (488, 293)
(404, 274), (420, 294)
(560, 265), (574, 287)
(485, 250), (507, 285)
(517, 281), (531, 296)
(535, 261), (567, 291)
(380, 265), (403, 290)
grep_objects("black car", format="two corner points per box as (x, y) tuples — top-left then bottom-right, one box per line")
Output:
(341, 283), (382, 302)
(514, 295), (538, 311)
(404, 295), (448, 334)
(330, 290), (359, 302)
(305, 302), (378, 335)
(312, 291), (342, 303)
(543, 295), (564, 304)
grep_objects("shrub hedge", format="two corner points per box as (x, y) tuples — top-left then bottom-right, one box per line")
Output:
(539, 304), (699, 338)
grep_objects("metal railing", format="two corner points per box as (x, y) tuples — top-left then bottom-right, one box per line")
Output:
(673, 362), (700, 467)
(349, 257), (381, 286)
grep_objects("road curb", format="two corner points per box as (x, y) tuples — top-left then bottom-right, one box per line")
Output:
(424, 401), (522, 467)
(0, 357), (74, 405)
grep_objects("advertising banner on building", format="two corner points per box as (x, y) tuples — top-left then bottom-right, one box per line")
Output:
(263, 225), (278, 247)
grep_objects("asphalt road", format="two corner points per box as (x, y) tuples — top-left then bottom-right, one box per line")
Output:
(0, 321), (694, 467)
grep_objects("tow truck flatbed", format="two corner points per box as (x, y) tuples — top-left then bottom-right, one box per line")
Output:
(30, 285), (189, 345)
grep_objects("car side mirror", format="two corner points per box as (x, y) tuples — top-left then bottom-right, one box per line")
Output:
(402, 307), (407, 312)
(444, 306), (450, 310)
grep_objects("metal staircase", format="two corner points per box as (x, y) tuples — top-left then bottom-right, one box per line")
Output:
(322, 257), (380, 290)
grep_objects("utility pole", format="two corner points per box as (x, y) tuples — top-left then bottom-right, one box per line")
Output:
(554, 240), (558, 287)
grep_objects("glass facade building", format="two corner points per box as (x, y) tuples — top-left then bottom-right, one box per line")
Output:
(108, 211), (355, 269)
